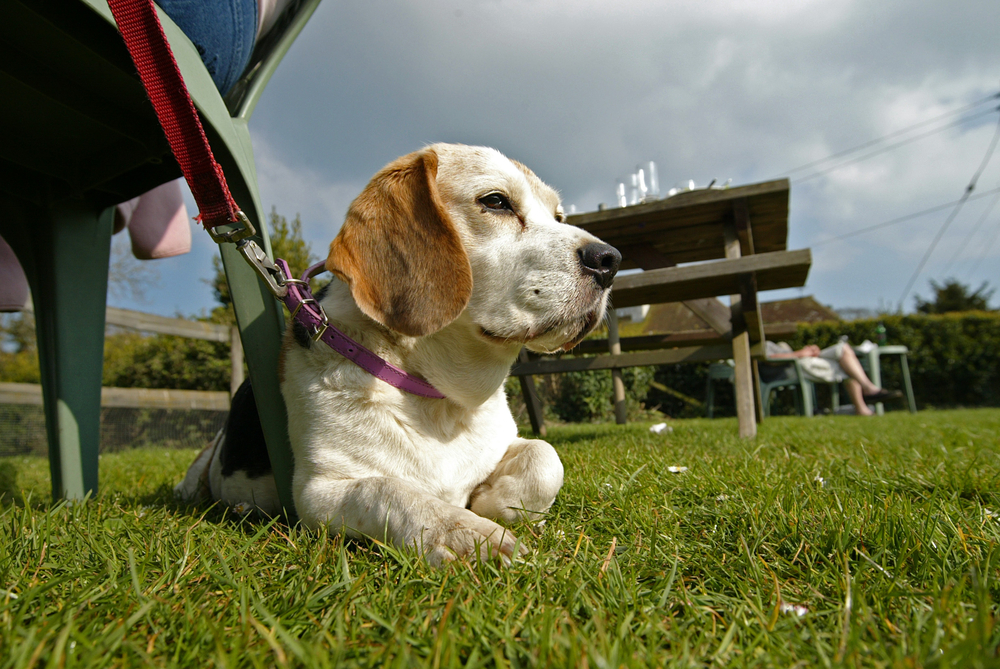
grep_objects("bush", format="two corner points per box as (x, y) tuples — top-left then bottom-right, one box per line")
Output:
(505, 365), (660, 426)
(647, 362), (720, 419)
(1, 316), (234, 392)
(102, 331), (231, 391)
(552, 365), (658, 423)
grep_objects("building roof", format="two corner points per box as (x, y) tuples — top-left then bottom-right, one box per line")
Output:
(621, 296), (839, 337)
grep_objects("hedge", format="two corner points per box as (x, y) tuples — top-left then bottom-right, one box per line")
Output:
(4, 312), (998, 423)
(0, 330), (231, 391)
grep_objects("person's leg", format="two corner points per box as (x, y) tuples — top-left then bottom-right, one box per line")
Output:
(836, 345), (880, 395)
(843, 378), (873, 416)
(156, 0), (257, 95)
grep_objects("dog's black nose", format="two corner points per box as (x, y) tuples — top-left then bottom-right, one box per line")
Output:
(578, 242), (621, 290)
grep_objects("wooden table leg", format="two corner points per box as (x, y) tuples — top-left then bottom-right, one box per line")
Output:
(517, 349), (546, 437)
(731, 327), (756, 438)
(723, 217), (757, 439)
(752, 360), (764, 423)
(607, 309), (627, 425)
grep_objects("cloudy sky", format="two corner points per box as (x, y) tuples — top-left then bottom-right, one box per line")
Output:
(115, 0), (1000, 318)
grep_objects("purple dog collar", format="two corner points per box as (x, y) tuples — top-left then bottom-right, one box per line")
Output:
(276, 259), (446, 399)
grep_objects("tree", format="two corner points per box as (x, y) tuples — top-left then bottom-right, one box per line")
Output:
(914, 279), (995, 314)
(209, 208), (321, 322)
(0, 312), (40, 383)
(107, 233), (159, 304)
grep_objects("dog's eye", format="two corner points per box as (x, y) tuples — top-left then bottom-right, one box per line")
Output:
(554, 211), (565, 223)
(479, 193), (513, 212)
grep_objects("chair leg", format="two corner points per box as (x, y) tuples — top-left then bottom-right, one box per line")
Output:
(801, 380), (815, 417)
(865, 349), (885, 416)
(705, 375), (715, 418)
(792, 385), (803, 416)
(899, 354), (917, 413)
(219, 242), (296, 518)
(0, 200), (112, 499)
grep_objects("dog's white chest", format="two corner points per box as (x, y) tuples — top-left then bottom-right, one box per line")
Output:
(289, 378), (518, 508)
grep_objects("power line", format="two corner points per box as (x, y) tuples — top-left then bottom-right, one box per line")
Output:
(941, 187), (1000, 275)
(776, 91), (1000, 179)
(897, 112), (1000, 311)
(968, 214), (1000, 276)
(810, 186), (1000, 247)
(793, 106), (999, 184)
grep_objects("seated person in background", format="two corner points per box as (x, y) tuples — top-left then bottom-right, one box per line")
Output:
(765, 340), (902, 416)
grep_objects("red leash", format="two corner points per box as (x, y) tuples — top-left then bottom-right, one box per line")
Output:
(107, 0), (239, 229)
(106, 1), (447, 399)
(107, 0), (287, 296)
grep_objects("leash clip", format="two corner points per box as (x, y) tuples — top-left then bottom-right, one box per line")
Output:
(207, 210), (256, 244)
(207, 211), (287, 298)
(238, 238), (288, 298)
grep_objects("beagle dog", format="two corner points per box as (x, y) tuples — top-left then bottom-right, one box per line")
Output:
(175, 144), (621, 565)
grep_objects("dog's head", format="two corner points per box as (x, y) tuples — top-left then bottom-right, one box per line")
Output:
(327, 143), (620, 353)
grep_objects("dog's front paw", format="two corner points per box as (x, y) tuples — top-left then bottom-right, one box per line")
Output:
(420, 510), (528, 567)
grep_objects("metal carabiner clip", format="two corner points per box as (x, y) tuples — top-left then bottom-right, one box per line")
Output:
(207, 211), (288, 298)
(237, 237), (288, 298)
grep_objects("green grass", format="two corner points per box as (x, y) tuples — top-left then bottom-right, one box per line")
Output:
(3, 409), (1000, 667)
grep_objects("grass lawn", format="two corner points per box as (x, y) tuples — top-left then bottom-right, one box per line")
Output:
(2, 409), (1000, 667)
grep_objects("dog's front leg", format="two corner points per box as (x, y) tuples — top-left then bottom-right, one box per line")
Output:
(299, 476), (526, 567)
(468, 438), (564, 524)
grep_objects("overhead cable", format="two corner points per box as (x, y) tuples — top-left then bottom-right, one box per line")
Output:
(810, 186), (1000, 247)
(941, 188), (1000, 275)
(777, 91), (1000, 180)
(793, 106), (999, 184)
(967, 222), (1000, 277)
(897, 112), (1000, 311)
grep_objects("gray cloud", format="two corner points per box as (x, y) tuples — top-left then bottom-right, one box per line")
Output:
(239, 0), (1000, 313)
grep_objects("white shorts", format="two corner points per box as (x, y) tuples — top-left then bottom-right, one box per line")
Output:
(798, 342), (848, 384)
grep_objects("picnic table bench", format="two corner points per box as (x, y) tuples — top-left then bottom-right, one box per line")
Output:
(511, 179), (812, 439)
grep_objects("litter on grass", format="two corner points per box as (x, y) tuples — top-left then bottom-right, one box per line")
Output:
(779, 602), (808, 617)
(650, 423), (673, 434)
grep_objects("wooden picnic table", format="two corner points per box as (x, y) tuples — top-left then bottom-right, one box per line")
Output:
(511, 178), (812, 439)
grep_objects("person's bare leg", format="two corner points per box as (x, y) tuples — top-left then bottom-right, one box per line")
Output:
(843, 378), (873, 416)
(838, 346), (880, 395)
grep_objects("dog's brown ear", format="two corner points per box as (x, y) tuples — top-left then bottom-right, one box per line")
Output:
(326, 148), (473, 337)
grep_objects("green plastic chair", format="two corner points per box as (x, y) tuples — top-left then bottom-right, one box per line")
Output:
(0, 0), (319, 515)
(705, 359), (814, 418)
(756, 359), (814, 417)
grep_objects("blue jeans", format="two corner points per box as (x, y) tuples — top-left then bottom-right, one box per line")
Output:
(157, 0), (257, 95)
